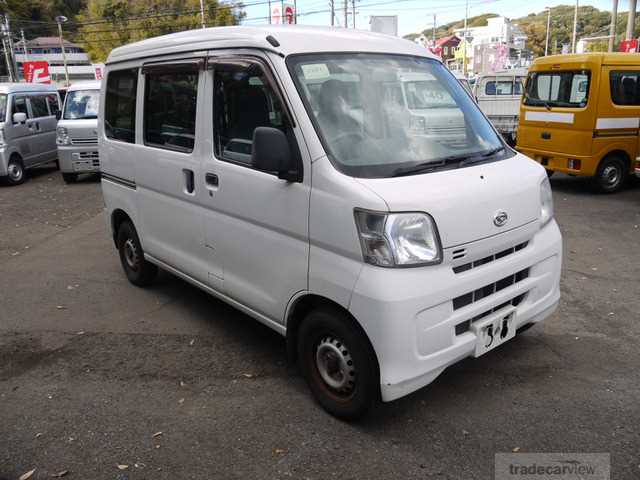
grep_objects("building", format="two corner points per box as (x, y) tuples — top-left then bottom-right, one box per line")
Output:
(14, 37), (97, 86)
(452, 16), (528, 73)
(435, 35), (461, 62)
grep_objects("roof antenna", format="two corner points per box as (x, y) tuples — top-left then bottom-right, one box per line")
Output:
(266, 35), (280, 47)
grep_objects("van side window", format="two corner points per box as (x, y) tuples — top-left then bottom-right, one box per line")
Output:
(213, 60), (290, 166)
(12, 96), (29, 122)
(485, 80), (522, 96)
(105, 68), (138, 143)
(610, 71), (640, 105)
(47, 94), (60, 116)
(30, 95), (49, 117)
(144, 69), (198, 152)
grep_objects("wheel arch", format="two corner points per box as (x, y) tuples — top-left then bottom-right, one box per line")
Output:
(599, 149), (631, 173)
(110, 208), (133, 248)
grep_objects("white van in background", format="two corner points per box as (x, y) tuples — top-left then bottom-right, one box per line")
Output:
(56, 81), (102, 183)
(473, 70), (527, 146)
(0, 83), (60, 186)
(100, 26), (562, 419)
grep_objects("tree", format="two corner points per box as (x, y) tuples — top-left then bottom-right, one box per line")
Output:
(75, 0), (244, 62)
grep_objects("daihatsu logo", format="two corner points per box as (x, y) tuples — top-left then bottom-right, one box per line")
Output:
(493, 210), (508, 227)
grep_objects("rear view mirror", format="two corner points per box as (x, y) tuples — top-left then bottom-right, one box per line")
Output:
(251, 127), (295, 180)
(13, 112), (27, 124)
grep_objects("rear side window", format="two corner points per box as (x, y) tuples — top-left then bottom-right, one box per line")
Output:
(524, 71), (590, 108)
(47, 94), (60, 116)
(105, 68), (138, 143)
(144, 69), (198, 152)
(30, 95), (50, 117)
(485, 80), (522, 96)
(610, 71), (640, 105)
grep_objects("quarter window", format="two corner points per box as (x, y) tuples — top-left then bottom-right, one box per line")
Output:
(144, 69), (198, 152)
(30, 95), (50, 117)
(105, 68), (138, 143)
(610, 71), (640, 105)
(524, 71), (590, 108)
(213, 59), (291, 166)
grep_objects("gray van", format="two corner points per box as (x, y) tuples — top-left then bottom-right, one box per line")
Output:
(56, 81), (101, 183)
(0, 83), (61, 185)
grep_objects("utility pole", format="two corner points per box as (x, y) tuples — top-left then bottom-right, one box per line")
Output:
(268, 0), (272, 24)
(626, 0), (636, 40)
(294, 0), (297, 24)
(344, 0), (348, 28)
(20, 28), (27, 61)
(330, 0), (334, 26)
(1, 15), (15, 82)
(199, 0), (206, 28)
(432, 14), (436, 45)
(609, 0), (618, 51)
(55, 16), (69, 87)
(571, 0), (578, 53)
(544, 7), (551, 56)
(352, 0), (356, 28)
(463, 0), (468, 75)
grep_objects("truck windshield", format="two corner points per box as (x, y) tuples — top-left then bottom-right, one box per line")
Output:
(524, 70), (590, 108)
(0, 94), (6, 121)
(63, 89), (100, 120)
(287, 54), (507, 178)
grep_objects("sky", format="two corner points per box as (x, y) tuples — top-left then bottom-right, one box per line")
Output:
(241, 0), (630, 37)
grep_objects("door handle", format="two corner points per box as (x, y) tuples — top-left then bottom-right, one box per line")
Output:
(205, 173), (219, 187)
(183, 169), (195, 194)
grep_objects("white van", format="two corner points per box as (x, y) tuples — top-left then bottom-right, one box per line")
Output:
(100, 26), (562, 419)
(0, 83), (61, 185)
(57, 80), (101, 183)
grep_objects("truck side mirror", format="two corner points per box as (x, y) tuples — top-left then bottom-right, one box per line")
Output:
(13, 112), (27, 124)
(251, 127), (295, 180)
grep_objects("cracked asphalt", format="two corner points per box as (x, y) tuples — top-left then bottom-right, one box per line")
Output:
(1, 166), (639, 479)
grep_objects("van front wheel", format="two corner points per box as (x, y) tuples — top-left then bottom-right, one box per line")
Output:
(594, 155), (627, 193)
(5, 156), (25, 186)
(116, 220), (158, 287)
(298, 307), (379, 420)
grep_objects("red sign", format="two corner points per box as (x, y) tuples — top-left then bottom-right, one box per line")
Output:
(620, 39), (639, 53)
(284, 5), (294, 24)
(23, 61), (51, 84)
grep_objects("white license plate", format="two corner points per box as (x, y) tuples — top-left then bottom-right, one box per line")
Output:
(73, 160), (97, 172)
(471, 307), (516, 357)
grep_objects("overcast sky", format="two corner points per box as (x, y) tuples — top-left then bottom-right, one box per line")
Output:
(242, 0), (629, 37)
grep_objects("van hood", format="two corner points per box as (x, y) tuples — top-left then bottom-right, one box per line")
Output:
(355, 155), (544, 248)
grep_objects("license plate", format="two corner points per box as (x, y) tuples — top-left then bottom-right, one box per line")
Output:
(471, 307), (516, 357)
(73, 160), (97, 172)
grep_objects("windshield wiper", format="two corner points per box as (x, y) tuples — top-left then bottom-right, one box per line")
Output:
(459, 146), (505, 166)
(391, 147), (504, 177)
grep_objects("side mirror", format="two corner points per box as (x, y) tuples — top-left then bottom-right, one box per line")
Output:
(55, 111), (62, 120)
(251, 127), (295, 180)
(13, 112), (27, 124)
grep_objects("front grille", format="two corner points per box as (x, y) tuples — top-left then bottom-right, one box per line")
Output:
(78, 151), (99, 160)
(454, 292), (528, 335)
(71, 137), (98, 145)
(452, 268), (530, 311)
(453, 242), (528, 274)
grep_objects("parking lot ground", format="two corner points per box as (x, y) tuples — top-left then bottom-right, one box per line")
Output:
(1, 171), (639, 480)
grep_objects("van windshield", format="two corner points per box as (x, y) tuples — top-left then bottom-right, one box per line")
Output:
(63, 89), (100, 120)
(287, 54), (507, 178)
(0, 94), (6, 121)
(524, 70), (590, 108)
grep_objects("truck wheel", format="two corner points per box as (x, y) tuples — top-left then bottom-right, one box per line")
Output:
(116, 220), (158, 287)
(298, 307), (379, 420)
(593, 155), (627, 193)
(5, 155), (26, 186)
(62, 173), (78, 184)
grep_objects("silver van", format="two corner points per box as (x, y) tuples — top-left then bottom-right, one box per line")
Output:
(56, 81), (101, 183)
(0, 83), (61, 185)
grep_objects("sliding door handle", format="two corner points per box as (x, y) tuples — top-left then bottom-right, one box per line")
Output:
(205, 173), (219, 187)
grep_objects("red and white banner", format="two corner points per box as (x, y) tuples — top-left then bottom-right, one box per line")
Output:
(23, 61), (51, 84)
(620, 39), (639, 53)
(93, 63), (105, 80)
(271, 4), (295, 24)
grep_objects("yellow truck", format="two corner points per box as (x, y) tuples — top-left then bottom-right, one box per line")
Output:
(517, 53), (640, 192)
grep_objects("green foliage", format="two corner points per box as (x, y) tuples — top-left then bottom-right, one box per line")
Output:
(76, 0), (245, 62)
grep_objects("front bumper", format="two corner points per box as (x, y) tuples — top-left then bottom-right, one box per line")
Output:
(349, 219), (562, 402)
(58, 145), (100, 174)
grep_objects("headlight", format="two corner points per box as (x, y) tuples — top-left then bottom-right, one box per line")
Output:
(354, 210), (442, 267)
(56, 126), (70, 145)
(540, 177), (554, 226)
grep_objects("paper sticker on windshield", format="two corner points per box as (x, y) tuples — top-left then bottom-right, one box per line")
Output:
(301, 63), (330, 80)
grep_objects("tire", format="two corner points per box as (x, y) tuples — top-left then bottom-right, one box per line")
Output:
(62, 173), (78, 184)
(4, 155), (26, 186)
(593, 155), (627, 193)
(545, 169), (554, 178)
(297, 307), (379, 420)
(116, 220), (158, 287)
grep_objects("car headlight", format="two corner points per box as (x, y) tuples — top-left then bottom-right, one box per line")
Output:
(354, 210), (442, 267)
(540, 177), (554, 226)
(56, 126), (70, 145)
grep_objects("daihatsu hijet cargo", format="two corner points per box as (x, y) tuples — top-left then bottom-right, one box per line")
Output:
(0, 83), (60, 185)
(518, 53), (640, 192)
(57, 80), (102, 183)
(100, 26), (562, 419)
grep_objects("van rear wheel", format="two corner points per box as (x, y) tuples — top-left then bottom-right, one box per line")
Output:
(116, 220), (158, 287)
(594, 155), (626, 193)
(298, 307), (379, 420)
(5, 156), (25, 186)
